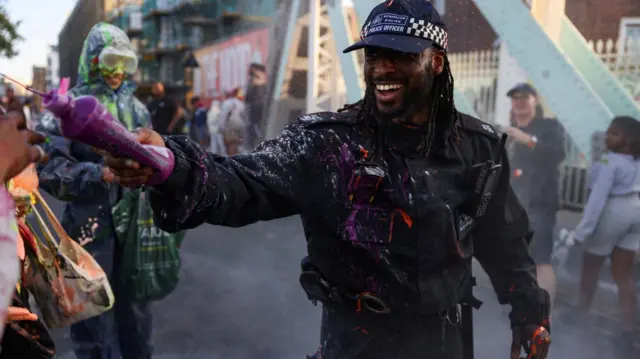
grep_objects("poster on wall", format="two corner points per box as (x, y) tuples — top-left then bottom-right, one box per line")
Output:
(193, 27), (269, 101)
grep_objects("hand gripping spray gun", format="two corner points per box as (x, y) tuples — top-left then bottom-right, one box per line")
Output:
(1, 74), (175, 185)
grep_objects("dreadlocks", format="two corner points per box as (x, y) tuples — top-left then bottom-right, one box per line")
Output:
(427, 54), (460, 142)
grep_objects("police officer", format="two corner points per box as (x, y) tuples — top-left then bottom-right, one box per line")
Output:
(101, 1), (551, 358)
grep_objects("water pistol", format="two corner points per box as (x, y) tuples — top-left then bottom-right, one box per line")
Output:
(1, 74), (175, 185)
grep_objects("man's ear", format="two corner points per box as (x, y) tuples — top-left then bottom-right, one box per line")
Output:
(432, 50), (445, 75)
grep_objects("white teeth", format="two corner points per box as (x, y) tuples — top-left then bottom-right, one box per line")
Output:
(376, 84), (403, 91)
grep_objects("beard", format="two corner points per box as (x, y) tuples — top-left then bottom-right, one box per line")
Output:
(364, 68), (436, 124)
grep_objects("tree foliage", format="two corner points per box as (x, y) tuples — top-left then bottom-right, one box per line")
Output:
(0, 4), (22, 59)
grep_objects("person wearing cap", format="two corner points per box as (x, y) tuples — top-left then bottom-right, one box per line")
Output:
(504, 83), (566, 313)
(99, 1), (551, 358)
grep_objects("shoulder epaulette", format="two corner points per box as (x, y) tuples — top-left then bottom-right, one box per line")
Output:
(457, 113), (500, 141)
(297, 110), (359, 128)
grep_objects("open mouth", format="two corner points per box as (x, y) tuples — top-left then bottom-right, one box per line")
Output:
(374, 83), (404, 102)
(375, 83), (403, 93)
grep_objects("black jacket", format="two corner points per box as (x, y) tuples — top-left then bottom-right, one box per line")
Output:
(149, 107), (548, 327)
(509, 117), (566, 213)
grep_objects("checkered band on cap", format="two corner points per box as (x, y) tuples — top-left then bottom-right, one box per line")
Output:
(407, 18), (448, 50)
(359, 12), (449, 51)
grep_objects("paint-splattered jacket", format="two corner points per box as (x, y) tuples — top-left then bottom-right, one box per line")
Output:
(36, 23), (150, 254)
(149, 107), (547, 326)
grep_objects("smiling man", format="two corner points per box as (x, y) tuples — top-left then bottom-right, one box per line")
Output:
(100, 1), (551, 358)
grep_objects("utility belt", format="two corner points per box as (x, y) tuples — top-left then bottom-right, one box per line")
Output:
(299, 267), (391, 314)
(299, 258), (483, 317)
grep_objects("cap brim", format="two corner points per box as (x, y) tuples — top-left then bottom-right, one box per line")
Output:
(507, 88), (537, 97)
(343, 33), (435, 54)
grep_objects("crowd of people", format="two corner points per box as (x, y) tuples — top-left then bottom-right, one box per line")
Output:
(0, 0), (638, 358)
(145, 62), (268, 157)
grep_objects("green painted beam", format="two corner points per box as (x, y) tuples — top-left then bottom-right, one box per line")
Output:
(473, 0), (612, 157)
(558, 16), (640, 119)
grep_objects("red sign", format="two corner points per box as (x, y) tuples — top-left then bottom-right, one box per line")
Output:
(193, 27), (269, 99)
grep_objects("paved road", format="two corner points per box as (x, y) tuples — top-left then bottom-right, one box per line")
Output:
(37, 193), (622, 359)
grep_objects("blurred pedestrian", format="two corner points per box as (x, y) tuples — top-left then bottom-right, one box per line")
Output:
(573, 116), (640, 357)
(219, 88), (246, 155)
(207, 95), (225, 154)
(1, 87), (23, 114)
(189, 96), (210, 148)
(506, 83), (566, 315)
(147, 82), (179, 135)
(244, 63), (267, 149)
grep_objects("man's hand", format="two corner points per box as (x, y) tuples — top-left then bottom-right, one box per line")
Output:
(6, 306), (38, 322)
(505, 127), (533, 145)
(100, 128), (164, 187)
(0, 112), (47, 183)
(511, 324), (551, 359)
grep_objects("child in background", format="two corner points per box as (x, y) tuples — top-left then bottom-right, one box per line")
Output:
(574, 116), (640, 356)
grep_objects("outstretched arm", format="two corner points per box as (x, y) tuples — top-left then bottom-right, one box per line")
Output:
(146, 122), (321, 232)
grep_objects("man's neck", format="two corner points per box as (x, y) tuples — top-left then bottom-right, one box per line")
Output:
(404, 106), (431, 125)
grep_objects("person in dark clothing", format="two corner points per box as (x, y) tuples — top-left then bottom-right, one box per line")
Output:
(504, 83), (566, 312)
(100, 1), (551, 358)
(189, 96), (210, 147)
(147, 82), (178, 135)
(244, 63), (267, 149)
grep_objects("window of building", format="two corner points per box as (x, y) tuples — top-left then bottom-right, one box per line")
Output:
(433, 0), (445, 15)
(130, 11), (143, 31)
(619, 17), (640, 52)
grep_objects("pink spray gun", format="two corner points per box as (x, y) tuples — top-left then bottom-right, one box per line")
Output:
(2, 74), (174, 185)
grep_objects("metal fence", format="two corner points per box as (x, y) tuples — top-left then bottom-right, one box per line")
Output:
(449, 49), (500, 125)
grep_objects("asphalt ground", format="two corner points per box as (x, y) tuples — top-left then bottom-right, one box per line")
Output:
(33, 193), (635, 359)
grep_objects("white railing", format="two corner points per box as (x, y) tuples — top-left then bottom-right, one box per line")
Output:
(449, 37), (640, 125)
(587, 37), (640, 102)
(449, 49), (500, 124)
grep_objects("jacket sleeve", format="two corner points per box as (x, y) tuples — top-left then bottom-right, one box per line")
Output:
(574, 158), (615, 241)
(35, 113), (108, 202)
(473, 146), (550, 329)
(148, 122), (321, 231)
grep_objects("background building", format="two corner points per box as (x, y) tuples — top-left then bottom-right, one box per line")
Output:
(31, 66), (47, 109)
(58, 0), (109, 86)
(57, 0), (281, 101)
(46, 45), (60, 91)
(444, 0), (640, 52)
(137, 0), (279, 99)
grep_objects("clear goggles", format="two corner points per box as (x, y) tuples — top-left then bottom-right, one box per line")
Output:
(98, 47), (138, 75)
